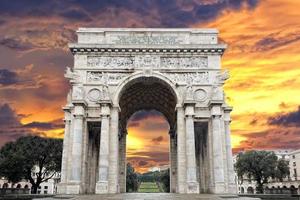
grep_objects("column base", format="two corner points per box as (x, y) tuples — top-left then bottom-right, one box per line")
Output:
(186, 182), (199, 193)
(95, 181), (108, 194)
(228, 183), (237, 194)
(213, 183), (226, 194)
(57, 182), (81, 194)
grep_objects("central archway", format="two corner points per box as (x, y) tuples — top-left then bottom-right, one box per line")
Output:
(117, 76), (178, 193)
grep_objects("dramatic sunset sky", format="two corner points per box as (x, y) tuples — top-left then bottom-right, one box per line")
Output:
(0, 0), (300, 173)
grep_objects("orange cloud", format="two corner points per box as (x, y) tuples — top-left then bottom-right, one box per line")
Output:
(195, 0), (300, 151)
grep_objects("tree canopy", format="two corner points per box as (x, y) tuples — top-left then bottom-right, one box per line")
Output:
(0, 136), (63, 193)
(235, 150), (290, 193)
(126, 163), (139, 192)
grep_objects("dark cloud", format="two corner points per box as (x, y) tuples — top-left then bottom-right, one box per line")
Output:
(0, 103), (64, 147)
(0, 103), (21, 127)
(268, 106), (300, 127)
(0, 69), (18, 86)
(0, 38), (32, 51)
(254, 34), (300, 51)
(130, 110), (163, 122)
(152, 136), (164, 144)
(60, 9), (91, 21)
(0, 0), (260, 26)
(138, 160), (148, 167)
(23, 120), (64, 130)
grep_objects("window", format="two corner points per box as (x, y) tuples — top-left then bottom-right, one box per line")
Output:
(44, 186), (48, 189)
(292, 155), (296, 159)
(293, 161), (296, 167)
(44, 190), (48, 194)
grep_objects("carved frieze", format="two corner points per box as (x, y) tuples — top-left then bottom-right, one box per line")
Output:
(165, 72), (209, 85)
(86, 72), (130, 84)
(87, 56), (134, 68)
(86, 55), (208, 69)
(135, 55), (160, 68)
(161, 57), (207, 68)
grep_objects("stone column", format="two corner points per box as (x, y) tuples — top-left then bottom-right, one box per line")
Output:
(108, 107), (119, 193)
(224, 107), (237, 193)
(96, 104), (110, 194)
(185, 104), (199, 193)
(68, 104), (85, 194)
(170, 130), (177, 193)
(61, 109), (71, 183)
(119, 131), (127, 193)
(176, 106), (186, 193)
(211, 105), (226, 193)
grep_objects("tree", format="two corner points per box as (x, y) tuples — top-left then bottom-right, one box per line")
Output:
(126, 163), (138, 192)
(159, 169), (170, 192)
(0, 136), (63, 193)
(235, 150), (290, 193)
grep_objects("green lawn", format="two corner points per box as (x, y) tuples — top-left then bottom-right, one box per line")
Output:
(138, 182), (160, 193)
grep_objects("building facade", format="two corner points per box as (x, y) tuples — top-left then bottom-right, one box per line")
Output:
(234, 149), (300, 194)
(58, 28), (236, 195)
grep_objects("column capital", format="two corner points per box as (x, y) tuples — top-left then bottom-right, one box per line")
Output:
(185, 104), (195, 117)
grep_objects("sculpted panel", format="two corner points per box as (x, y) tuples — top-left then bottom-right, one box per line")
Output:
(87, 87), (110, 102)
(164, 72), (209, 85)
(161, 57), (207, 68)
(87, 56), (134, 68)
(86, 72), (130, 84)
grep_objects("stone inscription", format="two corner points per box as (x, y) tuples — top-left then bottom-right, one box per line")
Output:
(87, 72), (129, 84)
(87, 56), (208, 69)
(165, 72), (209, 84)
(113, 35), (181, 45)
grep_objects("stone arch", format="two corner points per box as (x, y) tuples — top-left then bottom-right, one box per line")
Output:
(113, 71), (181, 107)
(16, 184), (21, 188)
(2, 183), (8, 188)
(24, 185), (29, 189)
(290, 185), (297, 194)
(247, 186), (254, 194)
(241, 187), (245, 194)
(117, 73), (179, 131)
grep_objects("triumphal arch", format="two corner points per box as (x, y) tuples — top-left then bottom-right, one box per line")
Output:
(58, 28), (236, 195)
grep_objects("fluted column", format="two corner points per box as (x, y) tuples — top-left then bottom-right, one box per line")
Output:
(224, 107), (236, 193)
(70, 105), (85, 183)
(211, 105), (225, 193)
(185, 104), (199, 193)
(96, 104), (110, 194)
(108, 107), (119, 193)
(176, 106), (186, 193)
(61, 110), (71, 183)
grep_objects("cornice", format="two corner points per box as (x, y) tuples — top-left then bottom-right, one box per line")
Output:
(69, 43), (227, 55)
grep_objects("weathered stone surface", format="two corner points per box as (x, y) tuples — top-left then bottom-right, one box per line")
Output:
(58, 28), (235, 195)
